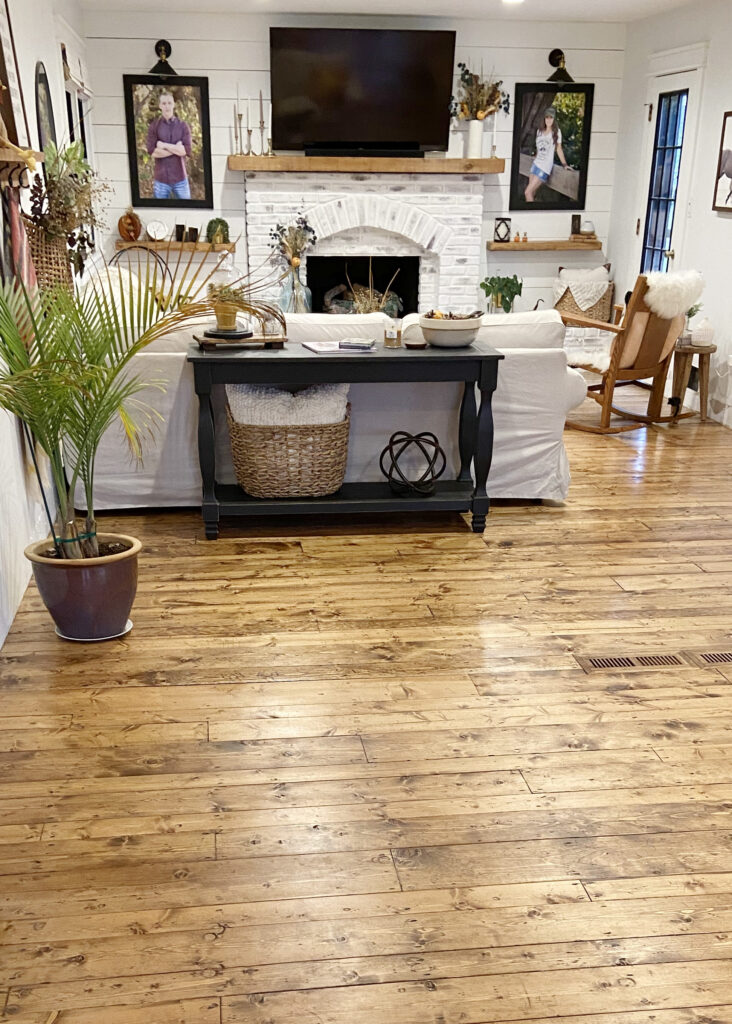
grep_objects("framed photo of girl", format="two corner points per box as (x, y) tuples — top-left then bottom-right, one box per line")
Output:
(509, 83), (594, 212)
(123, 74), (213, 209)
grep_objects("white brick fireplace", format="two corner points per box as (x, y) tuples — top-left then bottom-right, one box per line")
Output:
(242, 171), (485, 312)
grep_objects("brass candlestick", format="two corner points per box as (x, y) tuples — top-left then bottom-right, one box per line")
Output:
(258, 119), (265, 158)
(266, 137), (274, 157)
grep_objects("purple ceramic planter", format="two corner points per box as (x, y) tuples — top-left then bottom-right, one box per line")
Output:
(24, 534), (142, 641)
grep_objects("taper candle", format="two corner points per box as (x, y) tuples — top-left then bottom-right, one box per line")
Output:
(492, 111), (497, 156)
(259, 89), (264, 126)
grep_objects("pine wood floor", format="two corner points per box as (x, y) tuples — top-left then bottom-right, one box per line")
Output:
(2, 401), (732, 1023)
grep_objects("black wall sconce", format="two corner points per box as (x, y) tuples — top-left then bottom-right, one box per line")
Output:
(547, 49), (574, 84)
(149, 39), (177, 76)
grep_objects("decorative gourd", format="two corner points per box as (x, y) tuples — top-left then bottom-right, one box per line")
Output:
(117, 207), (142, 241)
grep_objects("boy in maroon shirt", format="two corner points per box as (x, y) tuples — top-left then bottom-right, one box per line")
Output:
(146, 92), (192, 200)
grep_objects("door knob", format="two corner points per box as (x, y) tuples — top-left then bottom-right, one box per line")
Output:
(664, 249), (675, 259)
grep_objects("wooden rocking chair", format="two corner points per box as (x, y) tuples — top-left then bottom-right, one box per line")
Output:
(560, 274), (687, 434)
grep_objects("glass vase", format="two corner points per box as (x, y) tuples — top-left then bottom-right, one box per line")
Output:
(279, 267), (312, 314)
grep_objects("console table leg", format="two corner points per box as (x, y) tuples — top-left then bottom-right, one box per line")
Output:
(472, 381), (497, 533)
(196, 375), (220, 540)
(458, 381), (477, 482)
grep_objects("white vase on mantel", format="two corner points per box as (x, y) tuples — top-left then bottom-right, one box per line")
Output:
(466, 119), (484, 159)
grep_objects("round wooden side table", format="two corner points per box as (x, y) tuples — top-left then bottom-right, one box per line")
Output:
(671, 341), (717, 423)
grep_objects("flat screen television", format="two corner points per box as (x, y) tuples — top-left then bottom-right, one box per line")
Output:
(270, 28), (456, 155)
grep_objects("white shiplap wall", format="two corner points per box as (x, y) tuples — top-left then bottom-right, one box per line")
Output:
(83, 10), (625, 310)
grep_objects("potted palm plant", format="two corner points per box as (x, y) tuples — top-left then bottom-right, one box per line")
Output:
(0, 252), (283, 640)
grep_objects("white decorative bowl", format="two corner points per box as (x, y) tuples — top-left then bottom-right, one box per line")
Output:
(418, 315), (481, 348)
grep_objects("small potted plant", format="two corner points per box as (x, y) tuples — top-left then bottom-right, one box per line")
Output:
(481, 274), (523, 314)
(450, 63), (510, 159)
(269, 214), (317, 313)
(209, 281), (247, 331)
(0, 251), (283, 641)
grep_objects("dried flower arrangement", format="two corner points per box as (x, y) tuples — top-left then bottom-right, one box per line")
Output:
(26, 140), (110, 276)
(269, 214), (317, 269)
(450, 63), (511, 122)
(346, 259), (401, 315)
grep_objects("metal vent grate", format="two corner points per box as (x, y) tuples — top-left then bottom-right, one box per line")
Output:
(681, 649), (732, 668)
(585, 656), (636, 670)
(576, 652), (691, 673)
(636, 654), (685, 667)
(697, 651), (732, 665)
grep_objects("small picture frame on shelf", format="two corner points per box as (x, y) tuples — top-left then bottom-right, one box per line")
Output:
(494, 217), (511, 243)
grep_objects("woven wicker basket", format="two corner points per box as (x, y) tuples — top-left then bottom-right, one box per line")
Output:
(555, 282), (614, 323)
(226, 403), (350, 498)
(25, 221), (73, 293)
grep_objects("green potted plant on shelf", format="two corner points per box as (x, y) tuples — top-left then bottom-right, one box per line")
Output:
(0, 252), (284, 641)
(480, 273), (523, 314)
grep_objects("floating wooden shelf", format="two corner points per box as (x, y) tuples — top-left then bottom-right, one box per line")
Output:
(227, 155), (505, 175)
(0, 147), (43, 163)
(115, 240), (236, 253)
(487, 238), (603, 252)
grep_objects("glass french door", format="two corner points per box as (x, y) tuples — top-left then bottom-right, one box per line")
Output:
(641, 88), (689, 273)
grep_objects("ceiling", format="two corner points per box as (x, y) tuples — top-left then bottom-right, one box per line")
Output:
(80, 0), (695, 21)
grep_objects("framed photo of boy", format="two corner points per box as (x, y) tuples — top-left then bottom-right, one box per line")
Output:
(509, 83), (594, 212)
(123, 74), (213, 209)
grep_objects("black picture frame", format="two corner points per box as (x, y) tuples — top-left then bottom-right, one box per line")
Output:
(123, 73), (213, 209)
(509, 82), (594, 212)
(712, 110), (732, 212)
(35, 61), (56, 151)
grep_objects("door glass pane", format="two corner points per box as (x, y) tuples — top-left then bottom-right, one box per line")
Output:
(641, 89), (688, 274)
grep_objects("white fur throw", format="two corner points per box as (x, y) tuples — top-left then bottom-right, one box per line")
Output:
(644, 270), (703, 319)
(226, 383), (349, 426)
(564, 326), (614, 371)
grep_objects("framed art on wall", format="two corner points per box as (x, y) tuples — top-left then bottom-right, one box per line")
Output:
(713, 110), (732, 212)
(34, 62), (56, 151)
(123, 74), (213, 209)
(509, 82), (594, 212)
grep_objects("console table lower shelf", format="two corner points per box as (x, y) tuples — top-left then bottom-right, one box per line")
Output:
(214, 480), (475, 517)
(187, 340), (502, 537)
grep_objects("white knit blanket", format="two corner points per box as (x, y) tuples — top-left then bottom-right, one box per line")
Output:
(226, 383), (350, 426)
(553, 279), (610, 311)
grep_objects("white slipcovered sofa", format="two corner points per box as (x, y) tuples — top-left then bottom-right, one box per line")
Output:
(86, 309), (585, 509)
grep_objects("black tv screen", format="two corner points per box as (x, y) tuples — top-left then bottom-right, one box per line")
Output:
(270, 28), (456, 153)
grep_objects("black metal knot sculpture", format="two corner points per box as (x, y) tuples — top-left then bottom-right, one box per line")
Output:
(379, 431), (446, 497)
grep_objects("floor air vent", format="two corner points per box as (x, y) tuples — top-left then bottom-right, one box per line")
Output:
(684, 650), (732, 666)
(576, 653), (688, 673)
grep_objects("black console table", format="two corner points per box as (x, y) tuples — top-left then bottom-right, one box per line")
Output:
(186, 341), (503, 538)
